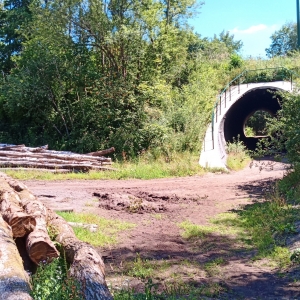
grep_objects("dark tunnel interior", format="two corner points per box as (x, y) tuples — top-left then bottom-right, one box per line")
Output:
(223, 88), (282, 150)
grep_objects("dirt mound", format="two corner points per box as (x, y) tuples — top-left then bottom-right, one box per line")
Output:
(93, 192), (167, 213)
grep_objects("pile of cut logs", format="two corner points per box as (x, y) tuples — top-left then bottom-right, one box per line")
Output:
(0, 144), (115, 172)
(0, 173), (112, 300)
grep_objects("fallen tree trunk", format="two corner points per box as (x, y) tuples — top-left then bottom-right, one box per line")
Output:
(47, 210), (113, 300)
(0, 215), (32, 300)
(0, 179), (36, 237)
(87, 147), (115, 157)
(0, 150), (111, 162)
(0, 161), (112, 170)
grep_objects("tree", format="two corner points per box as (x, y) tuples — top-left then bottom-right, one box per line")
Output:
(265, 22), (297, 58)
(216, 30), (243, 54)
(0, 0), (32, 74)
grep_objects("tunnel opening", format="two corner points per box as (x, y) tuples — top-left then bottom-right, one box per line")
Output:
(224, 88), (282, 151)
(244, 109), (274, 138)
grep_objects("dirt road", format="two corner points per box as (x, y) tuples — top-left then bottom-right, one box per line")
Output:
(25, 160), (300, 299)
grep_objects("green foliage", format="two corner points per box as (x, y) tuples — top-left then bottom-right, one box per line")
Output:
(291, 248), (300, 264)
(0, 0), (238, 157)
(30, 257), (82, 300)
(0, 0), (32, 73)
(127, 255), (154, 279)
(265, 22), (297, 58)
(245, 110), (273, 137)
(226, 136), (250, 170)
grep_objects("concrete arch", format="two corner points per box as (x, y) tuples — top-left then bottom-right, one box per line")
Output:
(199, 81), (292, 169)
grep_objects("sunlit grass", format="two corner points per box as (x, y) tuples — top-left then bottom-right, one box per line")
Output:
(56, 212), (135, 246)
(179, 196), (299, 269)
(3, 152), (207, 180)
(226, 152), (251, 171)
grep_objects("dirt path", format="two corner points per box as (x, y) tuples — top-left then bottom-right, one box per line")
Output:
(25, 160), (300, 299)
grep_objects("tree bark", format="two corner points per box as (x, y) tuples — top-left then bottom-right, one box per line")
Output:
(0, 178), (36, 237)
(0, 174), (59, 265)
(18, 189), (60, 265)
(47, 210), (113, 300)
(0, 215), (33, 300)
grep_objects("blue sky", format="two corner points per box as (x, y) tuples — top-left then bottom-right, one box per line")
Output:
(190, 0), (296, 58)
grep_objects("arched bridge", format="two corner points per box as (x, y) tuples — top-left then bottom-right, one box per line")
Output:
(199, 67), (298, 169)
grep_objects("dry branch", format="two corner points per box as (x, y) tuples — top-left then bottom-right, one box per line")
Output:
(0, 214), (32, 300)
(87, 147), (115, 157)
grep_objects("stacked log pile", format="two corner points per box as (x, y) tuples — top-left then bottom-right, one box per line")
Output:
(0, 173), (112, 300)
(0, 144), (115, 171)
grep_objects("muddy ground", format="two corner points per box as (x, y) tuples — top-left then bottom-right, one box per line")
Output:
(25, 159), (300, 299)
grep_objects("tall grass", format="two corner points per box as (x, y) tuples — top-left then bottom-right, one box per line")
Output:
(3, 152), (205, 180)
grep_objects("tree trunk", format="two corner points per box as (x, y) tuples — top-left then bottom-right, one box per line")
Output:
(47, 210), (113, 300)
(87, 147), (115, 157)
(0, 215), (33, 300)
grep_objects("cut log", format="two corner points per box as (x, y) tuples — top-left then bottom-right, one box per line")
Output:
(0, 167), (71, 173)
(0, 215), (33, 300)
(0, 178), (36, 237)
(47, 210), (113, 300)
(2, 173), (112, 299)
(87, 147), (115, 157)
(16, 188), (59, 265)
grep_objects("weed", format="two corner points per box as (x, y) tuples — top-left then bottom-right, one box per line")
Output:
(30, 256), (82, 300)
(3, 152), (205, 180)
(226, 136), (251, 170)
(204, 258), (226, 277)
(291, 248), (300, 264)
(127, 255), (154, 279)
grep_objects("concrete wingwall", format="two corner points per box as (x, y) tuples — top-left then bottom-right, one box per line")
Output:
(199, 81), (293, 169)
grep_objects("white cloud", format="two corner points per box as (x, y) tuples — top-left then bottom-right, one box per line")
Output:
(230, 24), (278, 35)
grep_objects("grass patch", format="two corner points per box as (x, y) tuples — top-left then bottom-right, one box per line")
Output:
(56, 212), (135, 246)
(3, 152), (206, 180)
(179, 190), (299, 269)
(179, 212), (248, 241)
(226, 136), (251, 171)
(112, 279), (226, 299)
(126, 255), (156, 279)
(226, 152), (251, 171)
(204, 257), (227, 276)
